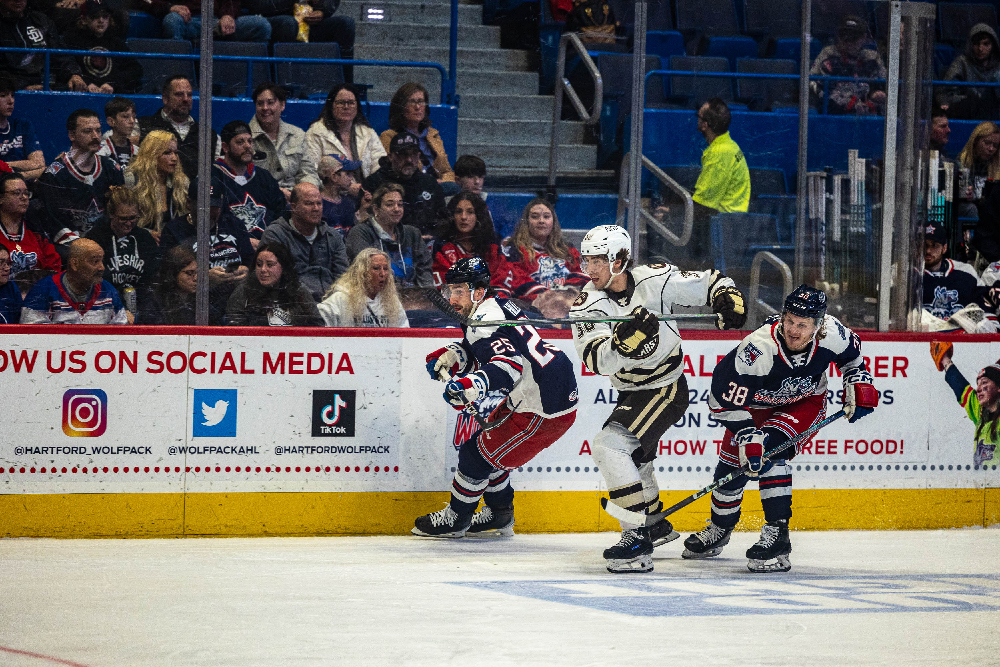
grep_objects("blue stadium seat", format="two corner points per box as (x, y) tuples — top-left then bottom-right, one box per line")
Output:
(706, 36), (759, 71)
(127, 38), (196, 95)
(743, 0), (800, 40)
(126, 11), (160, 39)
(647, 31), (685, 63)
(736, 57), (797, 111)
(749, 194), (797, 243)
(668, 55), (734, 105)
(212, 42), (270, 98)
(274, 42), (343, 98)
(676, 0), (739, 35)
(939, 3), (999, 46)
(934, 44), (958, 79)
(710, 212), (791, 278)
(773, 37), (822, 67)
(609, 0), (673, 31)
(750, 167), (788, 196)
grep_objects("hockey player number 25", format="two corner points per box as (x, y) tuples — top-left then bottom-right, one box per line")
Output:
(721, 382), (748, 406)
(516, 325), (558, 367)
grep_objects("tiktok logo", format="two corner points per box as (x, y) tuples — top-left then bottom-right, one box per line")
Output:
(322, 394), (348, 425)
(311, 390), (356, 437)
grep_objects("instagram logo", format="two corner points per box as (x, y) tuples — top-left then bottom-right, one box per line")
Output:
(62, 389), (108, 437)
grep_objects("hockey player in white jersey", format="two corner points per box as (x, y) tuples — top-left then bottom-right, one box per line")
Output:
(414, 257), (579, 538)
(570, 224), (746, 573)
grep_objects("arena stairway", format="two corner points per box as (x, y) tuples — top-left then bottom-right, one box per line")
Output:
(346, 0), (614, 186)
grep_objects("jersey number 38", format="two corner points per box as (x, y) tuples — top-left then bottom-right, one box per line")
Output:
(721, 382), (748, 406)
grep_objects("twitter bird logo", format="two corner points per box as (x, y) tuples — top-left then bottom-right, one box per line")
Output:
(192, 389), (238, 437)
(201, 400), (229, 426)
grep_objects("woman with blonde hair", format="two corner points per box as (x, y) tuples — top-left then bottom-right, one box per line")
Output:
(502, 197), (589, 302)
(124, 130), (189, 238)
(957, 122), (1000, 218)
(318, 247), (408, 327)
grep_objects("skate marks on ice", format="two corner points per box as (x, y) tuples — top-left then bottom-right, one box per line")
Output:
(457, 573), (1000, 617)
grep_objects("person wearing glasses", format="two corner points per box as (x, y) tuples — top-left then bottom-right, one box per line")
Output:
(301, 83), (385, 189)
(137, 244), (225, 326)
(380, 82), (456, 191)
(0, 173), (60, 282)
(85, 186), (161, 307)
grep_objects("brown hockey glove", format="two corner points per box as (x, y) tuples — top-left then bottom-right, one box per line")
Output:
(611, 306), (660, 359)
(712, 286), (747, 330)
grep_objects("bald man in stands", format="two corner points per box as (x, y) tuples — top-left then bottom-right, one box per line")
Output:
(21, 238), (131, 324)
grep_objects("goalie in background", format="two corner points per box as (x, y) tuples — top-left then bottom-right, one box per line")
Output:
(414, 257), (578, 538)
(686, 285), (878, 573)
(569, 224), (746, 573)
(931, 341), (1000, 467)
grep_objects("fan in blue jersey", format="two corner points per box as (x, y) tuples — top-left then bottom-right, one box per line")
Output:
(922, 223), (998, 333)
(683, 285), (879, 572)
(413, 257), (579, 538)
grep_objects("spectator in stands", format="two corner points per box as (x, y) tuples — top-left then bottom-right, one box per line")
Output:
(532, 285), (579, 328)
(0, 0), (87, 91)
(690, 98), (750, 269)
(930, 107), (952, 156)
(251, 0), (355, 81)
(21, 238), (130, 324)
(99, 97), (139, 169)
(958, 121), (1000, 219)
(62, 0), (142, 95)
(225, 241), (322, 326)
(126, 129), (189, 240)
(432, 191), (511, 292)
(938, 24), (1000, 121)
(138, 76), (219, 179)
(34, 108), (125, 253)
(0, 245), (21, 323)
(810, 15), (886, 115)
(260, 182), (348, 301)
(85, 185), (160, 299)
(161, 187), (253, 272)
(380, 83), (456, 191)
(362, 132), (447, 236)
(453, 154), (487, 201)
(249, 83), (305, 200)
(346, 183), (433, 288)
(972, 168), (1000, 265)
(317, 153), (369, 236)
(137, 245), (224, 325)
(317, 247), (408, 327)
(0, 173), (60, 280)
(150, 0), (270, 42)
(922, 222), (997, 333)
(301, 83), (385, 186)
(0, 76), (45, 180)
(502, 197), (588, 302)
(196, 120), (287, 242)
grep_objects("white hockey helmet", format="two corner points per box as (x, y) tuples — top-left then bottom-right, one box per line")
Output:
(581, 224), (631, 262)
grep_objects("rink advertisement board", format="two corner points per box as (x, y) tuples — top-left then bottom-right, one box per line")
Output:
(0, 325), (997, 536)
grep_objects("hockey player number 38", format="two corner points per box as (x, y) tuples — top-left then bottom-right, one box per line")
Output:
(720, 382), (748, 406)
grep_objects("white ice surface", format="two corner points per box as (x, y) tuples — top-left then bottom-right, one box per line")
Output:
(0, 529), (997, 667)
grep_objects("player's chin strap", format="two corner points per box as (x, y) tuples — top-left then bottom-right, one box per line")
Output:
(609, 252), (627, 278)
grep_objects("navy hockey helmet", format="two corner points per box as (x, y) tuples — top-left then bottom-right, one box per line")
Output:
(444, 257), (491, 290)
(783, 284), (827, 320)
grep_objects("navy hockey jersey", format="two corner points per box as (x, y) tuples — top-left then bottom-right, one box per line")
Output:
(708, 314), (868, 434)
(923, 259), (989, 319)
(460, 296), (578, 417)
(34, 153), (124, 245)
(198, 160), (287, 239)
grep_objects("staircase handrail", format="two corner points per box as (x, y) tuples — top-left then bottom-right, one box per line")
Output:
(548, 32), (603, 187)
(617, 151), (693, 250)
(748, 250), (793, 327)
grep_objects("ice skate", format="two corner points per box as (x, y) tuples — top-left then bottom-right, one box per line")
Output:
(603, 527), (654, 573)
(465, 505), (515, 537)
(746, 519), (792, 572)
(646, 502), (680, 548)
(681, 521), (733, 559)
(412, 504), (473, 538)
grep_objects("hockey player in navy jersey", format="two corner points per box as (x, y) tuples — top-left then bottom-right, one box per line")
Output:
(683, 285), (879, 572)
(922, 223), (998, 333)
(570, 224), (746, 573)
(414, 257), (579, 538)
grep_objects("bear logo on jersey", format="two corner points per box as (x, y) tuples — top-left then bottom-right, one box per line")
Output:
(572, 291), (588, 307)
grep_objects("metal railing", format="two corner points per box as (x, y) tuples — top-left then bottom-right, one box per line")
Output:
(617, 151), (693, 260)
(548, 33), (603, 187)
(0, 46), (457, 104)
(748, 251), (793, 328)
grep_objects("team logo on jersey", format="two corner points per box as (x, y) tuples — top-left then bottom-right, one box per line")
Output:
(9, 248), (37, 276)
(753, 376), (819, 406)
(192, 389), (238, 437)
(572, 291), (587, 307)
(534, 255), (569, 289)
(649, 263), (667, 269)
(741, 341), (763, 366)
(835, 320), (847, 340)
(312, 390), (356, 437)
(930, 285), (961, 319)
(229, 194), (267, 233)
(25, 26), (44, 43)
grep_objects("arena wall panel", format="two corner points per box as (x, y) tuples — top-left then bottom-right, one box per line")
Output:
(0, 326), (996, 537)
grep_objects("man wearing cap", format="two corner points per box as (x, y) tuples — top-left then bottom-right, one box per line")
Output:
(62, 0), (142, 95)
(0, 0), (87, 91)
(317, 153), (369, 236)
(809, 15), (886, 115)
(193, 119), (287, 242)
(362, 132), (447, 236)
(260, 181), (349, 301)
(923, 222), (998, 332)
(138, 75), (220, 179)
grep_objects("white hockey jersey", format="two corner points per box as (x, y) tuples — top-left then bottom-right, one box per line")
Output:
(569, 264), (734, 391)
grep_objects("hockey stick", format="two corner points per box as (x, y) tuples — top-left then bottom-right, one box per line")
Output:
(600, 409), (847, 527)
(425, 288), (719, 328)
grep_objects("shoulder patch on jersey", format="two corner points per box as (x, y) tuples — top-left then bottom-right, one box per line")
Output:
(680, 270), (701, 278)
(502, 300), (521, 318)
(835, 319), (847, 340)
(574, 321), (595, 337)
(741, 341), (763, 366)
(573, 291), (588, 307)
(648, 263), (667, 269)
(45, 160), (64, 175)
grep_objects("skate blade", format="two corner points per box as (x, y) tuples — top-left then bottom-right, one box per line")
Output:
(681, 547), (724, 559)
(747, 555), (791, 572)
(411, 527), (467, 538)
(652, 530), (680, 548)
(606, 554), (653, 573)
(465, 525), (515, 538)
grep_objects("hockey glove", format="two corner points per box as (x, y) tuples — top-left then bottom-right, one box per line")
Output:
(444, 372), (489, 407)
(611, 306), (660, 359)
(425, 343), (469, 381)
(711, 285), (747, 330)
(929, 341), (953, 372)
(842, 368), (878, 423)
(735, 427), (772, 478)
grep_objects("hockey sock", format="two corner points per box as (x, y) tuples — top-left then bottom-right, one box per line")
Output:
(758, 461), (793, 523)
(710, 461), (747, 529)
(482, 469), (514, 509)
(450, 470), (488, 515)
(638, 460), (661, 509)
